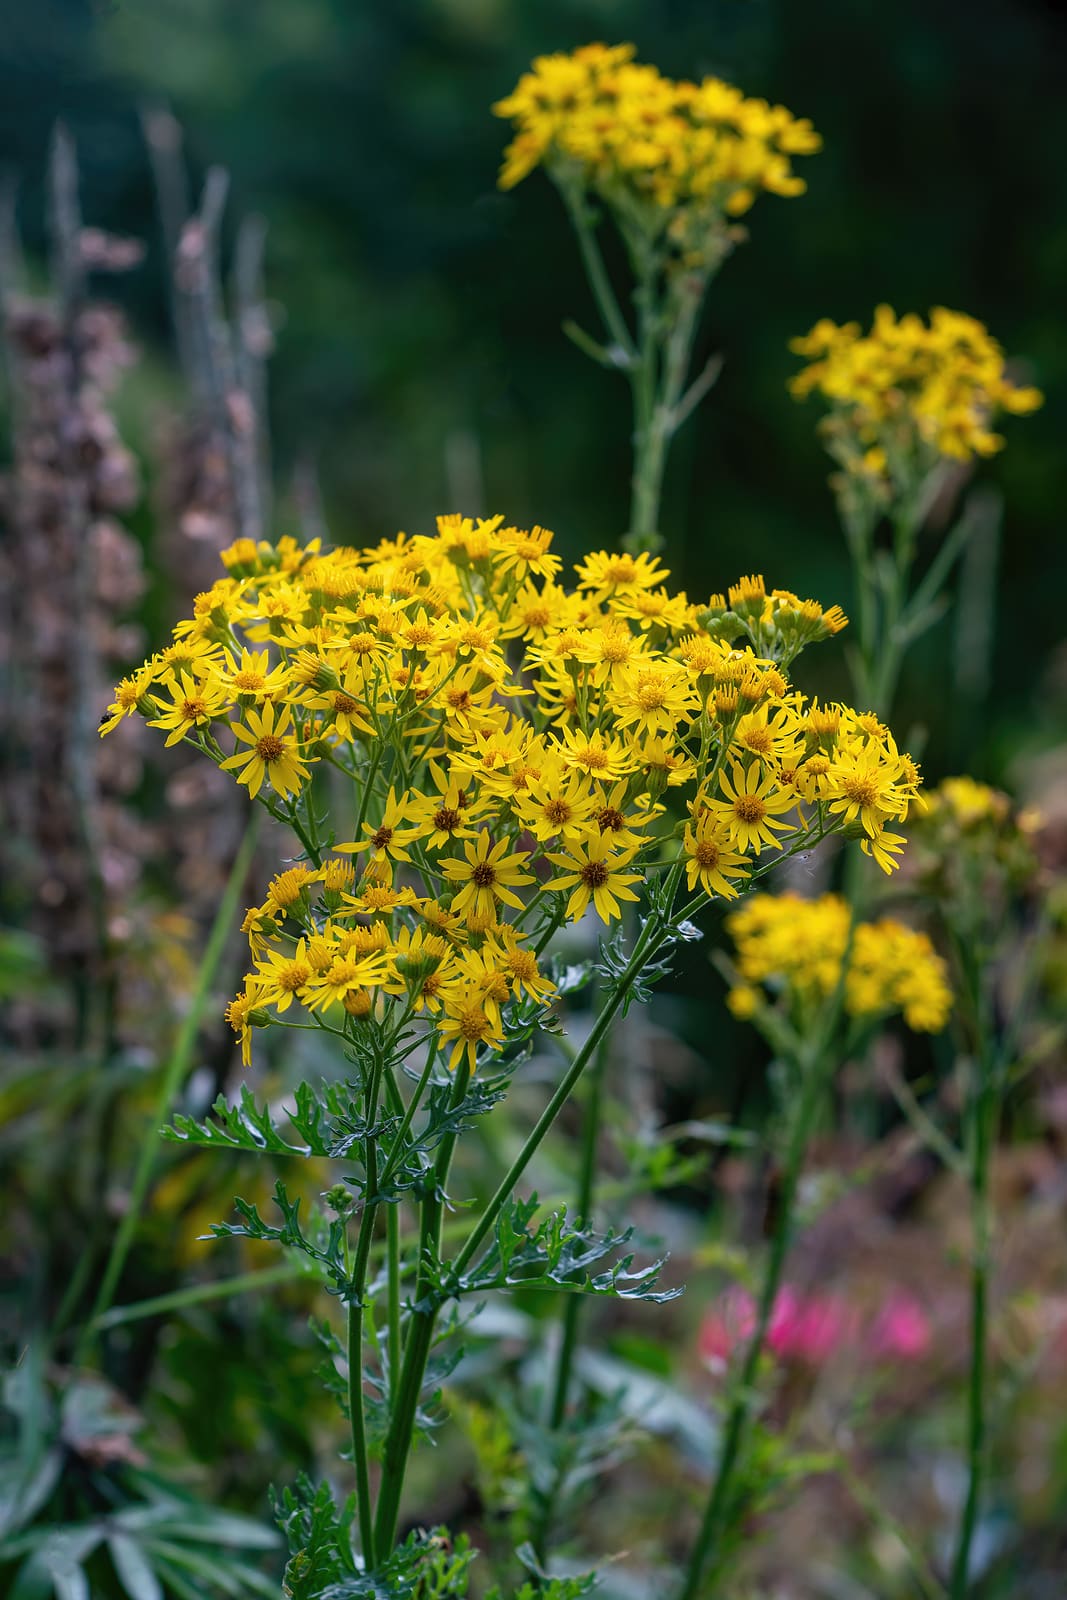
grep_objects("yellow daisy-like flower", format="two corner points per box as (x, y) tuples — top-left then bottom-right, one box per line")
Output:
(682, 814), (750, 899)
(148, 670), (231, 749)
(609, 659), (696, 736)
(440, 829), (536, 929)
(707, 761), (796, 853)
(439, 983), (504, 1073)
(514, 771), (597, 842)
(303, 950), (389, 1013)
(220, 701), (312, 800)
(99, 664), (157, 736)
(218, 648), (291, 703)
(405, 770), (490, 850)
(546, 834), (642, 924)
(492, 523), (562, 583)
(302, 664), (377, 742)
(253, 940), (314, 1013)
(825, 747), (905, 837)
(339, 787), (420, 869)
(587, 781), (659, 853)
(484, 926), (557, 1007)
(860, 828), (907, 876)
(226, 980), (266, 1069)
(556, 726), (633, 780)
(574, 549), (670, 600)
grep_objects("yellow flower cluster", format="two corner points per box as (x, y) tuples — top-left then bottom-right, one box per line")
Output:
(725, 892), (951, 1034)
(909, 776), (1041, 905)
(923, 775), (1013, 831)
(102, 519), (921, 1068)
(494, 42), (820, 219)
(790, 305), (1043, 480)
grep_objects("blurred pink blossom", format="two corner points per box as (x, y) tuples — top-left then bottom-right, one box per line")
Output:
(769, 1287), (858, 1363)
(870, 1291), (932, 1360)
(700, 1283), (931, 1375)
(698, 1286), (757, 1372)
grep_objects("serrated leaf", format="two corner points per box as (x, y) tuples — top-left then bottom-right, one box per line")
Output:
(209, 1181), (349, 1294)
(164, 1083), (329, 1157)
(439, 1199), (680, 1306)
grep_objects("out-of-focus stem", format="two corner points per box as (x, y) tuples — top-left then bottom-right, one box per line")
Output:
(950, 1067), (993, 1598)
(677, 917), (855, 1600)
(77, 812), (259, 1355)
(676, 1044), (826, 1600)
(948, 926), (1000, 1599)
(626, 268), (710, 556)
(561, 184), (636, 363)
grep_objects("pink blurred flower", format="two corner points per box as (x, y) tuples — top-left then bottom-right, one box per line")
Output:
(698, 1286), (757, 1372)
(769, 1287), (857, 1363)
(699, 1283), (933, 1377)
(870, 1291), (931, 1360)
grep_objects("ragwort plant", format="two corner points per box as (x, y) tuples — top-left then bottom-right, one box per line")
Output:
(681, 310), (1043, 1599)
(790, 304), (1043, 719)
(88, 39), (1047, 1599)
(683, 896), (954, 1595)
(791, 307), (1044, 1598)
(494, 42), (820, 555)
(100, 512), (920, 1590)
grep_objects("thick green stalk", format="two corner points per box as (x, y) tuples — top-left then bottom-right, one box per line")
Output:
(625, 269), (707, 556)
(347, 1046), (385, 1568)
(373, 1058), (472, 1555)
(386, 1201), (402, 1399)
(78, 812), (258, 1355)
(561, 185), (636, 363)
(452, 911), (667, 1280)
(374, 911), (670, 1557)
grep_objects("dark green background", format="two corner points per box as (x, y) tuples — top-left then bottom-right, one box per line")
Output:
(4, 0), (1065, 775)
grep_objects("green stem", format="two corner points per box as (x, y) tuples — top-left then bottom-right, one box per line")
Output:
(453, 909), (668, 1280)
(548, 1034), (608, 1429)
(561, 184), (635, 361)
(374, 1057), (472, 1555)
(378, 1035), (439, 1188)
(92, 1265), (302, 1329)
(843, 508), (879, 708)
(676, 1049), (826, 1600)
(348, 1046), (385, 1568)
(77, 811), (259, 1356)
(347, 1240), (377, 1568)
(626, 270), (709, 556)
(386, 1200), (402, 1399)
(677, 914), (855, 1600)
(532, 982), (615, 1566)
(374, 895), (675, 1558)
(949, 1048), (997, 1596)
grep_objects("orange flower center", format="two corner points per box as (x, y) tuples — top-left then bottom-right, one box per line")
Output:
(842, 775), (880, 808)
(733, 795), (766, 823)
